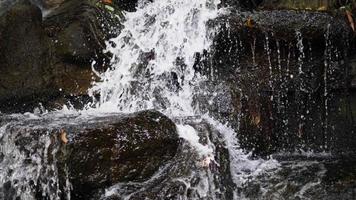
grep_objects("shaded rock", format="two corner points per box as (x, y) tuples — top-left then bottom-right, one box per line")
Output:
(0, 110), (179, 199)
(30, 0), (66, 10)
(259, 0), (355, 11)
(0, 0), (123, 113)
(350, 57), (356, 88)
(102, 118), (235, 200)
(219, 0), (263, 10)
(197, 9), (356, 155)
(0, 0), (56, 112)
(43, 0), (123, 65)
(116, 0), (139, 12)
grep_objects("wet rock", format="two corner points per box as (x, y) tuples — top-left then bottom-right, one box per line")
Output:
(0, 0), (56, 112)
(0, 0), (123, 113)
(116, 0), (139, 11)
(259, 0), (355, 11)
(200, 9), (356, 155)
(241, 154), (356, 200)
(43, 0), (123, 65)
(0, 110), (179, 199)
(66, 110), (179, 199)
(102, 118), (235, 200)
(219, 0), (263, 10)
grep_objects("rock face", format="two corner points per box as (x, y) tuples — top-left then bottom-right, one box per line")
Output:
(0, 1), (55, 112)
(0, 0), (123, 113)
(0, 110), (180, 199)
(68, 110), (179, 199)
(195, 5), (356, 155)
(116, 0), (140, 11)
(0, 111), (238, 200)
(101, 118), (235, 200)
(221, 0), (355, 11)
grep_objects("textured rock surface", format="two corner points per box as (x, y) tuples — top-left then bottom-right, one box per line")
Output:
(0, 0), (123, 113)
(0, 110), (180, 199)
(102, 118), (235, 200)
(196, 7), (356, 155)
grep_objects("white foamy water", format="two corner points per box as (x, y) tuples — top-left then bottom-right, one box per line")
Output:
(0, 0), (280, 199)
(86, 0), (280, 198)
(88, 0), (221, 116)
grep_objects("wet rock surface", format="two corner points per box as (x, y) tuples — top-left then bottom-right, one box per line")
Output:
(0, 111), (240, 200)
(0, 0), (123, 113)
(194, 5), (356, 155)
(0, 110), (179, 199)
(101, 118), (235, 200)
(0, 0), (356, 199)
(241, 154), (356, 200)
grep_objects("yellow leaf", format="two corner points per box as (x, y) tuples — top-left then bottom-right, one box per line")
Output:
(60, 129), (68, 144)
(245, 17), (254, 28)
(346, 10), (355, 32)
(102, 0), (113, 4)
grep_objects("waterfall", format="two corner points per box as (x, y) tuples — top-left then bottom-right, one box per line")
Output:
(89, 0), (220, 116)
(86, 0), (279, 198)
(0, 0), (280, 199)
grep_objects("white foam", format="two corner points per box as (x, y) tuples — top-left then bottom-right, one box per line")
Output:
(177, 124), (213, 157)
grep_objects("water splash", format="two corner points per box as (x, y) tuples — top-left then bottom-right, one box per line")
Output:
(89, 0), (221, 117)
(0, 0), (283, 199)
(86, 0), (279, 197)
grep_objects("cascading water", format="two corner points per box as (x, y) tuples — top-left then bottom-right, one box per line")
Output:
(3, 0), (355, 199)
(89, 0), (218, 116)
(0, 0), (279, 199)
(87, 0), (279, 198)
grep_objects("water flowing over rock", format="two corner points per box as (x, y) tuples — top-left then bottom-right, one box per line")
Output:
(0, 0), (356, 199)
(0, 110), (179, 199)
(199, 4), (356, 155)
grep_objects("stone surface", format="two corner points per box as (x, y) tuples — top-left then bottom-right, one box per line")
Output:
(102, 118), (235, 200)
(0, 0), (56, 112)
(0, 0), (123, 113)
(0, 110), (180, 199)
(198, 8), (356, 155)
(0, 111), (237, 199)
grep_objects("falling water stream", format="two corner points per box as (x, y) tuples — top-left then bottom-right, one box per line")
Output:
(87, 0), (279, 198)
(1, 0), (356, 199)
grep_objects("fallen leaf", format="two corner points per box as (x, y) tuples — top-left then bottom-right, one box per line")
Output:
(346, 10), (355, 32)
(250, 110), (261, 126)
(60, 129), (68, 144)
(245, 17), (254, 28)
(317, 6), (327, 11)
(102, 0), (112, 4)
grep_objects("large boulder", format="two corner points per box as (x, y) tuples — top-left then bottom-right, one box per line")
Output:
(102, 118), (235, 200)
(197, 6), (356, 155)
(0, 0), (55, 112)
(260, 0), (356, 11)
(0, 111), (240, 199)
(0, 110), (180, 199)
(0, 0), (123, 113)
(43, 0), (123, 65)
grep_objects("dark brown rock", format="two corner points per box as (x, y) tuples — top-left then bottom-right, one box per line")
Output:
(197, 9), (356, 155)
(102, 118), (235, 200)
(0, 0), (123, 113)
(0, 0), (57, 111)
(67, 110), (179, 199)
(0, 110), (179, 199)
